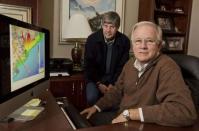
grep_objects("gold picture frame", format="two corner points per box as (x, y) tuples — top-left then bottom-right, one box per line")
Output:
(0, 3), (32, 24)
(60, 0), (126, 43)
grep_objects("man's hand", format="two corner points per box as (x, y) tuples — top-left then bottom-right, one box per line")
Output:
(98, 84), (113, 94)
(107, 84), (113, 92)
(98, 83), (108, 94)
(112, 113), (127, 124)
(80, 106), (97, 119)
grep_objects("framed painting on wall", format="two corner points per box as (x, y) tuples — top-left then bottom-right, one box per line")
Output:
(60, 0), (125, 43)
(0, 3), (32, 24)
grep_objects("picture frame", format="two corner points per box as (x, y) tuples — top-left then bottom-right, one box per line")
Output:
(166, 37), (184, 51)
(155, 16), (175, 32)
(60, 0), (125, 43)
(161, 38), (168, 50)
(0, 3), (32, 24)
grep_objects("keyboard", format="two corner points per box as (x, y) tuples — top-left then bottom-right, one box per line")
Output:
(56, 97), (91, 129)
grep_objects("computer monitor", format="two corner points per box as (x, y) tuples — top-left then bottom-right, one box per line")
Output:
(0, 14), (50, 120)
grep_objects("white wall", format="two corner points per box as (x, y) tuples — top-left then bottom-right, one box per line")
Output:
(188, 0), (199, 57)
(52, 0), (73, 58)
(123, 0), (139, 37)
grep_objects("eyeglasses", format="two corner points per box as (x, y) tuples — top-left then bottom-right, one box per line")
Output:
(133, 38), (158, 46)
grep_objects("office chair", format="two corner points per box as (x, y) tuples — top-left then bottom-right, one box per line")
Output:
(168, 54), (199, 110)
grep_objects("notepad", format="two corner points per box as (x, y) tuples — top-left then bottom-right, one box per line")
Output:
(9, 105), (44, 122)
(25, 98), (41, 107)
(21, 109), (42, 117)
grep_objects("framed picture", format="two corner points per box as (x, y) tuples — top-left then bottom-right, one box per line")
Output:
(60, 0), (125, 43)
(155, 16), (175, 31)
(166, 37), (184, 51)
(0, 3), (32, 24)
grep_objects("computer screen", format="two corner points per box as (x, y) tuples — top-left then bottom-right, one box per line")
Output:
(0, 14), (49, 120)
(10, 25), (45, 91)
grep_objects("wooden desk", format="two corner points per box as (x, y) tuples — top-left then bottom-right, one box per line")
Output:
(79, 120), (199, 131)
(0, 89), (199, 131)
(0, 90), (73, 131)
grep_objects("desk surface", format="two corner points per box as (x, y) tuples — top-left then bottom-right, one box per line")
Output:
(0, 90), (72, 131)
(0, 90), (199, 131)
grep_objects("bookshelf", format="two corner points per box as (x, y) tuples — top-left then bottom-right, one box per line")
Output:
(138, 0), (193, 54)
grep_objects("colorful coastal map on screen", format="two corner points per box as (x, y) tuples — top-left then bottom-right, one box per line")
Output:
(10, 25), (45, 91)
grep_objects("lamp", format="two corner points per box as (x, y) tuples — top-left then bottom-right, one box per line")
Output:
(65, 13), (92, 71)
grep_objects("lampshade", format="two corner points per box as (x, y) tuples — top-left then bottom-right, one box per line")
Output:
(65, 13), (92, 41)
(65, 13), (92, 71)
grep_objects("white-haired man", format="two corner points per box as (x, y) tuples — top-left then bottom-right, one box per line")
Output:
(81, 21), (197, 127)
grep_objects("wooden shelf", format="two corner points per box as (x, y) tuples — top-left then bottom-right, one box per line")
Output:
(163, 31), (186, 36)
(138, 0), (193, 54)
(154, 9), (186, 17)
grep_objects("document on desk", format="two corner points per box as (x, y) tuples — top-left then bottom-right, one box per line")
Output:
(9, 99), (44, 122)
(24, 98), (41, 107)
(9, 106), (44, 122)
(21, 109), (42, 117)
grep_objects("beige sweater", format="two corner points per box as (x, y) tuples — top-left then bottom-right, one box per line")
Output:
(96, 54), (197, 127)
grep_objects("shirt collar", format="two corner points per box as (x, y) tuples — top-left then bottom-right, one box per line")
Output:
(104, 36), (115, 45)
(134, 59), (149, 72)
(134, 52), (161, 71)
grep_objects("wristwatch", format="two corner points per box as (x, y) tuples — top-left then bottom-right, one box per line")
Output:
(122, 109), (130, 121)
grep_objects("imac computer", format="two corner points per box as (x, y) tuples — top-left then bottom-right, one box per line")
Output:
(0, 14), (50, 120)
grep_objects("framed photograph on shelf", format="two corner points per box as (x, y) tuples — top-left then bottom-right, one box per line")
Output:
(166, 37), (184, 51)
(60, 0), (125, 43)
(155, 16), (175, 32)
(161, 38), (168, 51)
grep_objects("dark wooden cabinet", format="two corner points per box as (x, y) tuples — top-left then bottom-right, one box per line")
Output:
(50, 73), (87, 110)
(138, 0), (192, 54)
